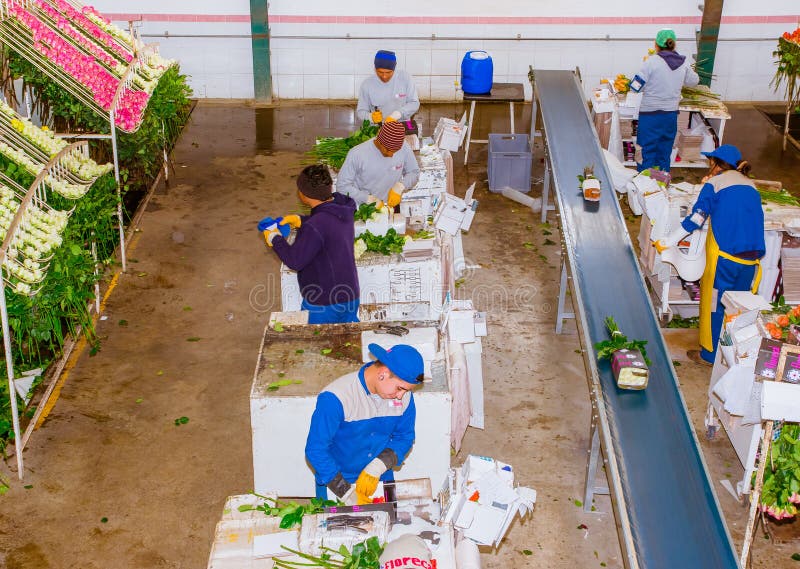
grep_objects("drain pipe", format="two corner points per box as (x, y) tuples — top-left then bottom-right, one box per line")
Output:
(500, 188), (542, 212)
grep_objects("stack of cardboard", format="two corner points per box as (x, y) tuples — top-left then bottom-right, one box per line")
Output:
(677, 129), (704, 162)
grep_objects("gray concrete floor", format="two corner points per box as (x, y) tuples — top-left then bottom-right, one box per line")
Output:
(0, 99), (798, 568)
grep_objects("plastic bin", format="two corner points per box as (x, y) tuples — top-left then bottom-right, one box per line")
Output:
(488, 134), (532, 193)
(461, 51), (493, 95)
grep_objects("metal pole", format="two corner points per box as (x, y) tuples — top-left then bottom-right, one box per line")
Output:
(696, 0), (724, 87)
(0, 276), (24, 478)
(110, 110), (126, 272)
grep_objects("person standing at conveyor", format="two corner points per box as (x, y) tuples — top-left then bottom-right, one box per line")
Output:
(260, 164), (360, 324)
(305, 343), (424, 504)
(653, 145), (765, 366)
(356, 50), (420, 125)
(336, 121), (419, 207)
(631, 29), (699, 172)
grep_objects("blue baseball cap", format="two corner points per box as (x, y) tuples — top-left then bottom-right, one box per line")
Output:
(702, 144), (742, 167)
(368, 343), (424, 383)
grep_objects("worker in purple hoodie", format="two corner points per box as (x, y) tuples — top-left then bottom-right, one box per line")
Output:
(261, 164), (360, 324)
(630, 29), (699, 172)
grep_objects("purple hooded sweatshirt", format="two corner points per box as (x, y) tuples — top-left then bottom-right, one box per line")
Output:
(272, 193), (360, 306)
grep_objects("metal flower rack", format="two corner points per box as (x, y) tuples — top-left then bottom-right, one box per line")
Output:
(0, 102), (109, 477)
(0, 0), (178, 271)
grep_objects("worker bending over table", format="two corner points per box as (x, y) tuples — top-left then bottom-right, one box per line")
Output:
(631, 28), (699, 172)
(653, 145), (765, 366)
(306, 343), (424, 503)
(356, 50), (420, 125)
(260, 164), (360, 324)
(337, 121), (419, 207)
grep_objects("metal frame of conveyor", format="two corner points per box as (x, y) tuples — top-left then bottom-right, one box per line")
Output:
(530, 69), (740, 569)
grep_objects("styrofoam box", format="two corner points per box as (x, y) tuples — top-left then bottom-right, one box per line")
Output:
(208, 515), (292, 569)
(463, 339), (485, 430)
(447, 310), (476, 344)
(251, 355), (452, 497)
(281, 253), (444, 322)
(361, 327), (438, 378)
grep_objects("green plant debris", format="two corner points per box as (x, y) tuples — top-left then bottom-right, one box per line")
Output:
(136, 272), (147, 277)
(174, 416), (190, 426)
(182, 306), (192, 311)
(135, 398), (143, 404)
(101, 517), (108, 523)
(273, 321), (285, 332)
(538, 254), (548, 262)
(267, 380), (303, 391)
(321, 348), (333, 355)
(118, 319), (128, 326)
(412, 229), (435, 239)
(665, 315), (700, 329)
(455, 278), (466, 289)
(522, 242), (535, 249)
(522, 549), (533, 556)
(574, 500), (583, 508)
(295, 349), (305, 354)
(792, 553), (800, 561)
(186, 337), (201, 342)
(673, 361), (682, 367)
(543, 239), (556, 246)
(24, 484), (32, 489)
(275, 537), (383, 569)
(277, 372), (286, 378)
(539, 222), (551, 230)
(156, 370), (164, 376)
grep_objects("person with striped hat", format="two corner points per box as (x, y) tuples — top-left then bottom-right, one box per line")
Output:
(357, 50), (420, 125)
(336, 121), (419, 207)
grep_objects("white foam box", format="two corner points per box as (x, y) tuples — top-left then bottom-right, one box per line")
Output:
(463, 339), (485, 429)
(433, 112), (467, 152)
(281, 251), (444, 322)
(761, 381), (800, 422)
(251, 329), (452, 497)
(447, 310), (476, 343)
(361, 327), (439, 378)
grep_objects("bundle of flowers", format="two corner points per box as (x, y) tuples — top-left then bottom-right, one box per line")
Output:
(0, 142), (91, 199)
(81, 4), (133, 49)
(765, 299), (800, 342)
(4, 1), (151, 131)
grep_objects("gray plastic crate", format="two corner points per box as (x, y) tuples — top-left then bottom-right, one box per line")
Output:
(488, 133), (532, 193)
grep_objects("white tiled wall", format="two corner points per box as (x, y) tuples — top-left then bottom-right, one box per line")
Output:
(90, 0), (798, 101)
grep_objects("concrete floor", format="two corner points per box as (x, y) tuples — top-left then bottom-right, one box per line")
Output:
(0, 99), (798, 568)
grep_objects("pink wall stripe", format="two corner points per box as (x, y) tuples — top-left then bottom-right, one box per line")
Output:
(104, 12), (799, 26)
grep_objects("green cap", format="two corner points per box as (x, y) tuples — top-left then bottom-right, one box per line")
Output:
(655, 28), (677, 48)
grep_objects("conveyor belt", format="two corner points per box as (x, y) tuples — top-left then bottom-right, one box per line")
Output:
(533, 70), (739, 568)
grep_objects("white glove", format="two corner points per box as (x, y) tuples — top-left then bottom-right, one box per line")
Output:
(653, 226), (688, 253)
(388, 110), (402, 121)
(363, 456), (388, 478)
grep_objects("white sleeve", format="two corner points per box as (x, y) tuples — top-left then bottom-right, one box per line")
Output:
(400, 74), (420, 119)
(356, 79), (372, 122)
(337, 153), (371, 205)
(400, 145), (420, 189)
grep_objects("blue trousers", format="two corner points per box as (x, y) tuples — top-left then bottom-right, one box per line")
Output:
(701, 257), (757, 363)
(637, 111), (678, 173)
(301, 298), (360, 324)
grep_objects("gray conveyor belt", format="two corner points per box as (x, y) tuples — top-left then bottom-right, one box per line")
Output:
(534, 70), (739, 568)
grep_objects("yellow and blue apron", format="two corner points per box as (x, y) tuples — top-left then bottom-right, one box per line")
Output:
(699, 221), (762, 355)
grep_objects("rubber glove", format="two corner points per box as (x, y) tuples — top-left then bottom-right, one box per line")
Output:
(355, 457), (388, 499)
(371, 110), (383, 123)
(387, 181), (405, 208)
(280, 214), (302, 229)
(257, 216), (278, 231)
(386, 110), (402, 122)
(258, 216), (291, 237)
(263, 226), (281, 247)
(367, 195), (385, 210)
(652, 227), (688, 253)
(356, 491), (373, 505)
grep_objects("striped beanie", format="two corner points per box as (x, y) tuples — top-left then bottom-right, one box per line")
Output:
(376, 121), (406, 152)
(374, 50), (397, 70)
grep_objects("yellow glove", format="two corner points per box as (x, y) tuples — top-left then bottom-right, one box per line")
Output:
(367, 195), (385, 210)
(356, 491), (373, 505)
(355, 470), (380, 498)
(280, 214), (302, 229)
(384, 116), (397, 123)
(387, 182), (404, 207)
(371, 110), (383, 123)
(386, 111), (402, 122)
(652, 240), (668, 254)
(262, 228), (280, 247)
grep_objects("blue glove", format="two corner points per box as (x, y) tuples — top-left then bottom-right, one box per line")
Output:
(258, 216), (291, 238)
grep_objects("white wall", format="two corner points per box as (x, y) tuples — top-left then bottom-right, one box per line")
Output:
(89, 1), (799, 102)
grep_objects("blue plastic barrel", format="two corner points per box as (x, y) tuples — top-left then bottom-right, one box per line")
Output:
(461, 51), (493, 95)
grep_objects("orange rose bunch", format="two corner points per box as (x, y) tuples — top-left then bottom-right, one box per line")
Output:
(766, 305), (800, 341)
(782, 28), (800, 45)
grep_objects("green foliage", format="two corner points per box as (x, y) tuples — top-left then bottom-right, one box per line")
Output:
(594, 316), (651, 365)
(353, 202), (379, 222)
(274, 537), (384, 569)
(356, 229), (407, 256)
(238, 495), (341, 529)
(759, 423), (800, 520)
(307, 121), (379, 170)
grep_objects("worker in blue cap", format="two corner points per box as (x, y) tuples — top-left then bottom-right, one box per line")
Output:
(653, 144), (765, 365)
(306, 343), (424, 503)
(630, 29), (699, 172)
(356, 50), (420, 125)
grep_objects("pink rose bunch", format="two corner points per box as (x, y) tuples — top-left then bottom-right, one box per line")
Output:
(8, 2), (149, 132)
(32, 1), (119, 70)
(81, 4), (109, 25)
(759, 503), (797, 520)
(38, 0), (132, 63)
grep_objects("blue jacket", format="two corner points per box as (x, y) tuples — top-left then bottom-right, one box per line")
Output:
(681, 170), (765, 258)
(305, 363), (416, 485)
(272, 193), (360, 305)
